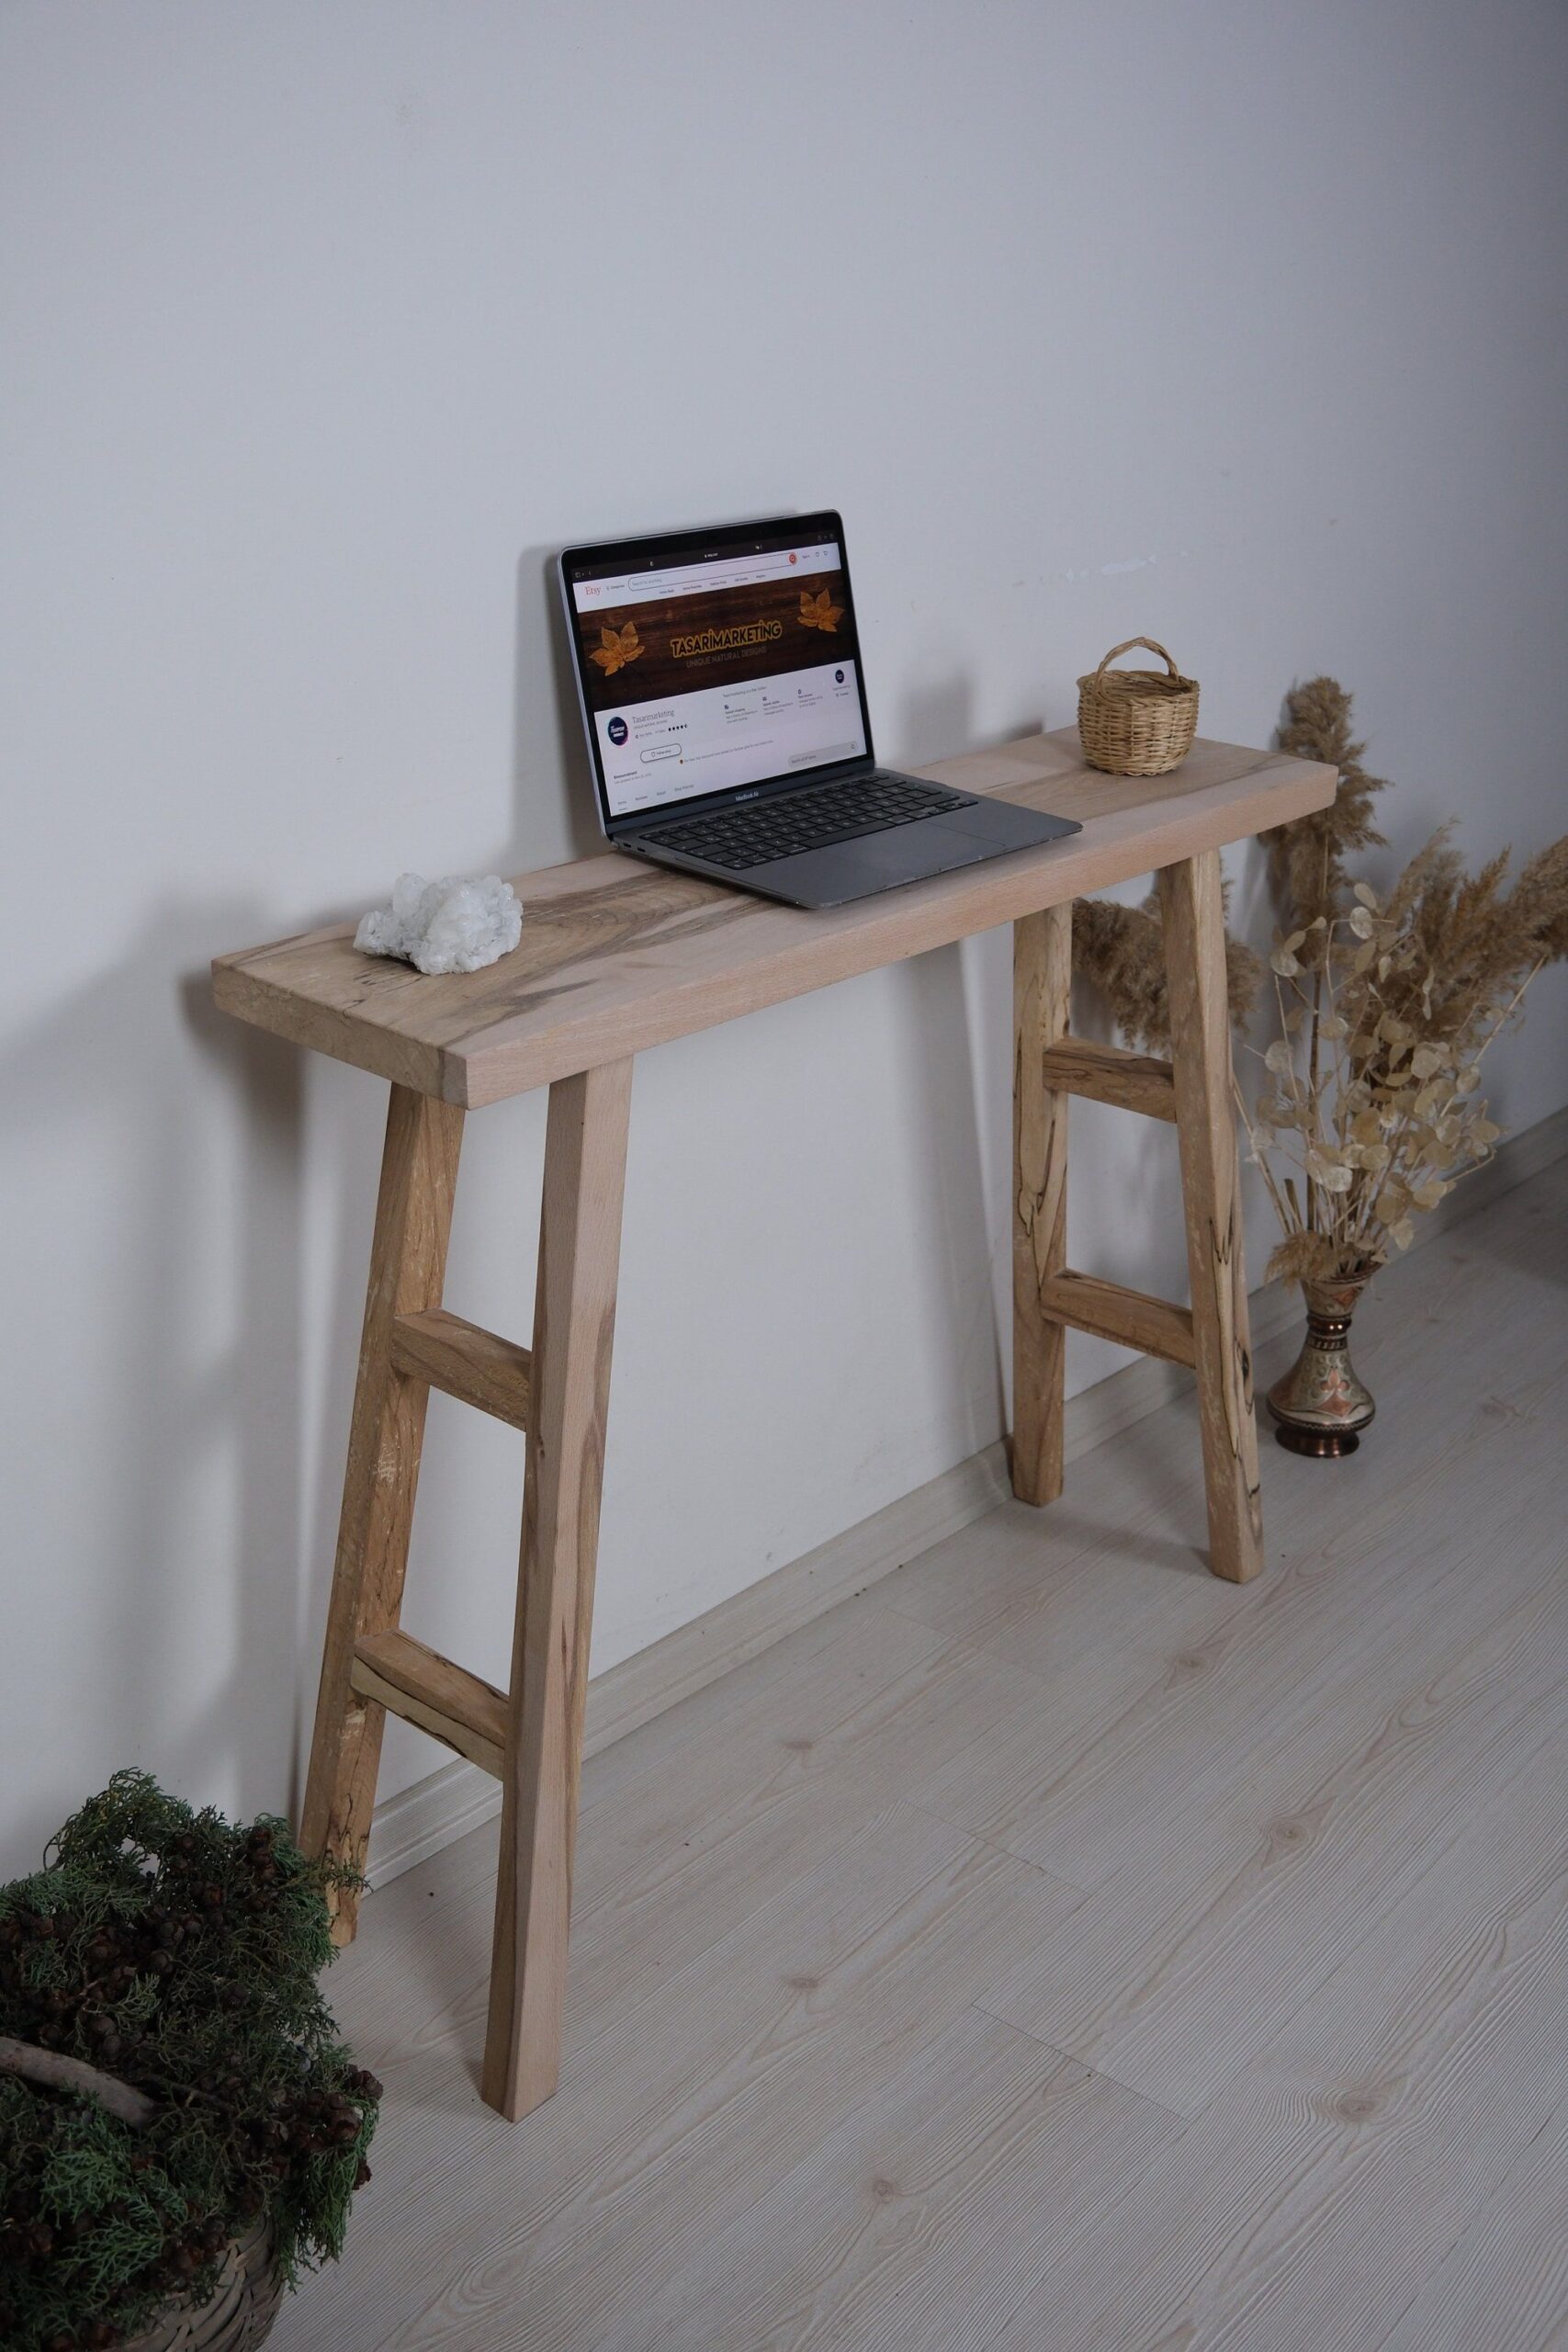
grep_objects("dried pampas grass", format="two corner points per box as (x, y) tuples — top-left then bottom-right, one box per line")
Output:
(1068, 673), (1568, 1291)
(1263, 678), (1388, 952)
(1246, 680), (1568, 1284)
(1071, 888), (1262, 1052)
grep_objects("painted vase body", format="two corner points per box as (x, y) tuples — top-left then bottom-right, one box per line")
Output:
(1266, 1272), (1376, 1457)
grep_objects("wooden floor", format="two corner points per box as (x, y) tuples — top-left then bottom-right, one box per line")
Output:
(275, 1152), (1568, 2352)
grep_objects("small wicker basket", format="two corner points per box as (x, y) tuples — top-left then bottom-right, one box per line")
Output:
(1077, 638), (1199, 776)
(122, 2226), (283, 2352)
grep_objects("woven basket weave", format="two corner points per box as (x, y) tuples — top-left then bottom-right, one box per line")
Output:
(1077, 638), (1199, 775)
(122, 2226), (283, 2352)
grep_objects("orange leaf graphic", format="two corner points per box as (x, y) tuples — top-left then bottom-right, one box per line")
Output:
(799, 586), (843, 633)
(591, 619), (644, 676)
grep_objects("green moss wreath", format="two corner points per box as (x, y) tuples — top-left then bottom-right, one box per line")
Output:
(0, 1773), (380, 2351)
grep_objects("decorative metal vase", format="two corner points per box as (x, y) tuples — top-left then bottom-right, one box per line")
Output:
(1266, 1272), (1377, 1457)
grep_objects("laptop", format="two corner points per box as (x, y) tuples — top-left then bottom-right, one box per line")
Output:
(558, 510), (1079, 909)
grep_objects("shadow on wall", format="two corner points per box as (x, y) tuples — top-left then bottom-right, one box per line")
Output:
(512, 544), (608, 867)
(894, 672), (1006, 1436)
(894, 669), (1076, 1439)
(897, 670), (987, 772)
(2, 907), (308, 1869)
(897, 938), (1010, 1448)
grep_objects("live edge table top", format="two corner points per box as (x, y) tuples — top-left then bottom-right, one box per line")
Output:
(212, 728), (1336, 1108)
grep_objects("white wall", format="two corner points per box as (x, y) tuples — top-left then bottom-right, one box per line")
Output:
(5, 1), (1566, 1874)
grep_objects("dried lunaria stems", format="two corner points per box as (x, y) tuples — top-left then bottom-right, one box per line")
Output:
(1246, 680), (1568, 1285)
(1073, 676), (1568, 1289)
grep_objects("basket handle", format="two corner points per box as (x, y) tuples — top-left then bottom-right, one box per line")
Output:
(1094, 637), (1181, 681)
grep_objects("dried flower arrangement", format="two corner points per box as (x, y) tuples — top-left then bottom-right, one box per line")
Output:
(1073, 679), (1568, 1288)
(1247, 679), (1568, 1285)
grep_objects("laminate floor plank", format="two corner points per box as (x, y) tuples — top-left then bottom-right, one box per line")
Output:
(265, 1150), (1568, 2352)
(335, 1591), (950, 2070)
(878, 1170), (1563, 1682)
(1379, 2101), (1568, 2351)
(919, 1351), (1568, 1894)
(976, 1462), (1568, 2116)
(275, 1805), (1081, 2349)
(575, 1583), (948, 1825)
(548, 1633), (1066, 2072)
(989, 1739), (1568, 2349)
(621, 2007), (1181, 2352)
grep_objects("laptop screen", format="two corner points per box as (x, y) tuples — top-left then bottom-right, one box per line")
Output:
(562, 514), (871, 825)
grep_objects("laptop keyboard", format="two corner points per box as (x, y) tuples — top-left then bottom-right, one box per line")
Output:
(639, 773), (976, 871)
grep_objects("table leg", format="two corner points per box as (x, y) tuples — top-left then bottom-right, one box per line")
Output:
(299, 1084), (465, 1939)
(1157, 850), (1264, 1582)
(1012, 905), (1072, 1504)
(484, 1056), (635, 2120)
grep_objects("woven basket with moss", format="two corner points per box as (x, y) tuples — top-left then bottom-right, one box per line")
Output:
(0, 1773), (380, 2352)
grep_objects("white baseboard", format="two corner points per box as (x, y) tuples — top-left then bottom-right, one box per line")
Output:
(367, 1099), (1568, 1889)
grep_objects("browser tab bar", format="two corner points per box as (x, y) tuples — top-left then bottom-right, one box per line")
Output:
(572, 542), (840, 614)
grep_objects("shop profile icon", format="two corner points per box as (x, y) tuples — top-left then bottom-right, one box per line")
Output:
(607, 716), (629, 746)
(834, 670), (845, 684)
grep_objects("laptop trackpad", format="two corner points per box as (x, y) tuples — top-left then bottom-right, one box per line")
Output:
(831, 815), (1004, 888)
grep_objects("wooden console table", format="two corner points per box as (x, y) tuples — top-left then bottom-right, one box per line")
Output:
(212, 726), (1335, 2120)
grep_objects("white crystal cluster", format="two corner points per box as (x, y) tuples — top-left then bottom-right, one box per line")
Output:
(354, 872), (523, 976)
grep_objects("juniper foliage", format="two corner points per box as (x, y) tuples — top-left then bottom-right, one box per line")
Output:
(0, 1773), (379, 2352)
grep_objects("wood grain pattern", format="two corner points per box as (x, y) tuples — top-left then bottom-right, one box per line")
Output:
(389, 1305), (533, 1429)
(344, 1598), (959, 2081)
(1010, 905), (1072, 1504)
(904, 1168), (1568, 1936)
(1039, 1266), (1197, 1366)
(1001, 1738), (1568, 2350)
(1158, 848), (1264, 1581)
(1039, 1035), (1177, 1119)
(483, 1055), (634, 2120)
(298, 1084), (463, 1937)
(978, 1410), (1568, 2118)
(626, 2007), (1179, 2352)
(1380, 2098), (1568, 2350)
(350, 1628), (508, 1779)
(919, 1384), (1566, 1901)
(211, 729), (1337, 1107)
(264, 1154), (1568, 2352)
(361, 1809), (1085, 2352)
